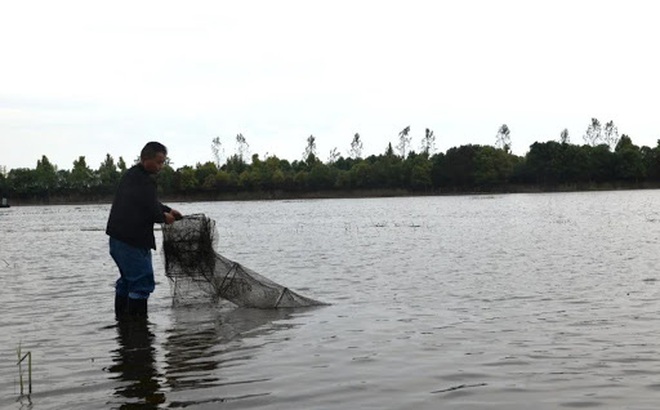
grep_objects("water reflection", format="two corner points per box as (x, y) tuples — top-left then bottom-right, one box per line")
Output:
(108, 318), (165, 409)
(162, 302), (300, 407)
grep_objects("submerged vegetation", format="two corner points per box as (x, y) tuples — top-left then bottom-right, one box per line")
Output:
(2, 120), (660, 204)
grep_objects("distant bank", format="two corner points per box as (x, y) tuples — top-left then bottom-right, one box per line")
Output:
(5, 182), (660, 206)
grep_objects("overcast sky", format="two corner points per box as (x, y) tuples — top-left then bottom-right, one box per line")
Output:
(2, 0), (659, 171)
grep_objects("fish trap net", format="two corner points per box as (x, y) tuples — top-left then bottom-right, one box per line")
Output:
(162, 214), (326, 308)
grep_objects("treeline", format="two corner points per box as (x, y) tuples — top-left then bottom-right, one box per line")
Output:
(2, 127), (660, 203)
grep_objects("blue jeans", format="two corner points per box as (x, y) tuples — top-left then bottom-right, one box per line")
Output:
(109, 237), (155, 300)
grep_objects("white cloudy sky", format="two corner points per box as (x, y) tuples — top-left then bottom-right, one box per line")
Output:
(1, 0), (659, 171)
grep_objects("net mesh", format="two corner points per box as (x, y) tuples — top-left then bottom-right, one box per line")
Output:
(162, 214), (327, 308)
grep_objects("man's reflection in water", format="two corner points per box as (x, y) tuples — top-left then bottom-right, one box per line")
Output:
(109, 317), (166, 409)
(107, 301), (314, 408)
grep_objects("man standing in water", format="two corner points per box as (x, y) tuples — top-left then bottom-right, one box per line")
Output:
(106, 142), (182, 318)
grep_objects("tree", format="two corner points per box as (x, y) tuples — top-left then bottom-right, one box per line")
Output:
(603, 120), (619, 150)
(97, 153), (120, 194)
(309, 162), (335, 190)
(350, 133), (363, 159)
(35, 155), (58, 193)
(583, 118), (602, 146)
(271, 168), (286, 189)
(117, 157), (127, 173)
(293, 170), (309, 190)
(235, 133), (250, 164)
(194, 161), (219, 188)
(350, 161), (372, 189)
(0, 166), (6, 195)
(396, 126), (411, 157)
(641, 140), (660, 181)
(56, 169), (71, 192)
(437, 145), (481, 188)
(249, 153), (271, 190)
(303, 134), (318, 162)
(641, 145), (658, 181)
(525, 141), (563, 185)
(560, 128), (570, 144)
(420, 128), (436, 155)
(474, 146), (514, 187)
(495, 124), (511, 153)
(158, 164), (176, 195)
(560, 143), (591, 183)
(7, 168), (38, 196)
(614, 134), (644, 181)
(176, 166), (198, 192)
(327, 147), (340, 164)
(211, 136), (224, 169)
(408, 155), (433, 190)
(385, 142), (395, 157)
(588, 144), (615, 182)
(225, 154), (247, 174)
(70, 156), (95, 192)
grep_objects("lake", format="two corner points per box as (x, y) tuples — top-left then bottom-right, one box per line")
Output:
(2, 191), (660, 409)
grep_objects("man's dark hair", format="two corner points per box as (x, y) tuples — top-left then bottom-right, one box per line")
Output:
(141, 142), (168, 160)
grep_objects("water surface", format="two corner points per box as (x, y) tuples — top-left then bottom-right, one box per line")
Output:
(2, 192), (660, 409)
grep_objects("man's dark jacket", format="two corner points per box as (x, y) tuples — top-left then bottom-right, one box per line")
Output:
(106, 164), (171, 250)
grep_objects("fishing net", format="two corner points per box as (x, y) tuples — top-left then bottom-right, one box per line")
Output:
(162, 214), (326, 308)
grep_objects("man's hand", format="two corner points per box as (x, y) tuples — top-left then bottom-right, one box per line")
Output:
(164, 212), (176, 224)
(170, 209), (183, 220)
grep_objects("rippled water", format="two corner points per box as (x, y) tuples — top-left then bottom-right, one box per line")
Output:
(3, 191), (660, 409)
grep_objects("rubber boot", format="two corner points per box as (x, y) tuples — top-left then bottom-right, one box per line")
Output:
(115, 293), (128, 319)
(127, 297), (148, 317)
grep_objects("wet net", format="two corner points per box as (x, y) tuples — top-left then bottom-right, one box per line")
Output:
(162, 214), (326, 308)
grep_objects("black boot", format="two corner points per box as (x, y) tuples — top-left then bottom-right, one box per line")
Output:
(115, 293), (128, 319)
(127, 298), (148, 317)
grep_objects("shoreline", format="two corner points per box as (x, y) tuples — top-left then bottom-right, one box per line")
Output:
(4, 182), (660, 206)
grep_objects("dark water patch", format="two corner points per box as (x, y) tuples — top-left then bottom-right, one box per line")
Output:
(431, 382), (487, 394)
(588, 383), (625, 389)
(482, 356), (530, 367)
(606, 356), (660, 364)
(620, 368), (660, 375)
(169, 392), (271, 408)
(567, 320), (612, 327)
(560, 401), (604, 408)
(498, 386), (540, 393)
(435, 372), (492, 384)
